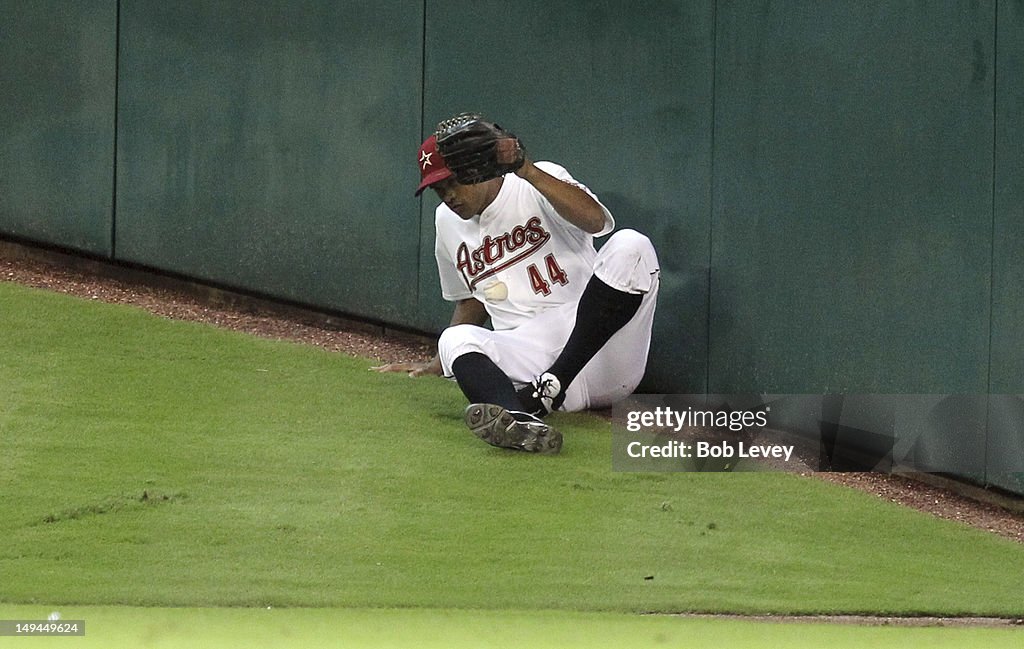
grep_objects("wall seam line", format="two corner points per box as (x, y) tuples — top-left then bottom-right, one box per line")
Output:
(983, 0), (1000, 487)
(705, 0), (719, 396)
(110, 0), (122, 260)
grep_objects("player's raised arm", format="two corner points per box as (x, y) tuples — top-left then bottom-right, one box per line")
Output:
(433, 114), (608, 235)
(514, 160), (608, 234)
(371, 298), (488, 377)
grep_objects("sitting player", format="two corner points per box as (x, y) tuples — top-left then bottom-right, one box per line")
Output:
(375, 114), (659, 454)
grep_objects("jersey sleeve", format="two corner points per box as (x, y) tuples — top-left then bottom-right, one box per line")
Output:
(434, 208), (473, 302)
(534, 161), (615, 237)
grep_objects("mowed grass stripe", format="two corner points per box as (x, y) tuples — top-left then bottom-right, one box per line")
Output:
(0, 605), (1021, 649)
(2, 281), (1023, 615)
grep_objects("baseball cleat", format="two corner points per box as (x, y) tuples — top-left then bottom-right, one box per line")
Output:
(464, 403), (563, 454)
(531, 372), (565, 414)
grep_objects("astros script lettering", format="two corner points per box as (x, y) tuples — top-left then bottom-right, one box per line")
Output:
(456, 217), (551, 289)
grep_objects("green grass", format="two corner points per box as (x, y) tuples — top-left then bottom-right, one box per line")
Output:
(2, 280), (1024, 632)
(1, 605), (1022, 649)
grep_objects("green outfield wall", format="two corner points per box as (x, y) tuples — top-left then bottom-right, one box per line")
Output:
(113, 1), (423, 324)
(0, 1), (117, 256)
(1, 1), (1020, 493)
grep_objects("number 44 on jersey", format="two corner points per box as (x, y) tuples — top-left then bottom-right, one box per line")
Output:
(528, 254), (569, 296)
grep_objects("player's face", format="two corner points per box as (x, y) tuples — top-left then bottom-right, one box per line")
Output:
(431, 177), (498, 219)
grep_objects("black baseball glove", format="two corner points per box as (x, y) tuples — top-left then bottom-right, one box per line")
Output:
(434, 113), (526, 185)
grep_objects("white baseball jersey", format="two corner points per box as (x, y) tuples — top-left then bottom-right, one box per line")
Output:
(434, 161), (615, 331)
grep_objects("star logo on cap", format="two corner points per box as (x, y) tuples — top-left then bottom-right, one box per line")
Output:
(420, 150), (433, 170)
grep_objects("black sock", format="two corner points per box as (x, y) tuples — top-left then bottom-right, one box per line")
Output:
(547, 276), (643, 393)
(516, 384), (547, 418)
(451, 352), (529, 419)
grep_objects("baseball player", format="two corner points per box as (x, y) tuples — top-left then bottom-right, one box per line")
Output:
(375, 114), (659, 454)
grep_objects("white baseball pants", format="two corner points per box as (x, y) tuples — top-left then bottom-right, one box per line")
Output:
(437, 229), (660, 412)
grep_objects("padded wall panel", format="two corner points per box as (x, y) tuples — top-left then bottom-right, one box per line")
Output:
(0, 1), (116, 255)
(710, 2), (995, 394)
(115, 1), (423, 321)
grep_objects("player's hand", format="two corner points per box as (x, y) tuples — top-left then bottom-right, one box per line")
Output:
(370, 357), (442, 377)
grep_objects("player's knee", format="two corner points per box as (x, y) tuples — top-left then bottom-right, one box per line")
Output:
(606, 229), (656, 261)
(438, 324), (490, 370)
(594, 229), (659, 294)
(438, 324), (474, 357)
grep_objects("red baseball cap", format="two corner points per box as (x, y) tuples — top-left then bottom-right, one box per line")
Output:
(415, 135), (452, 196)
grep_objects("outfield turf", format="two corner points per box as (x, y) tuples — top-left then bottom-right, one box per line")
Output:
(1, 605), (1022, 649)
(2, 281), (1023, 646)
